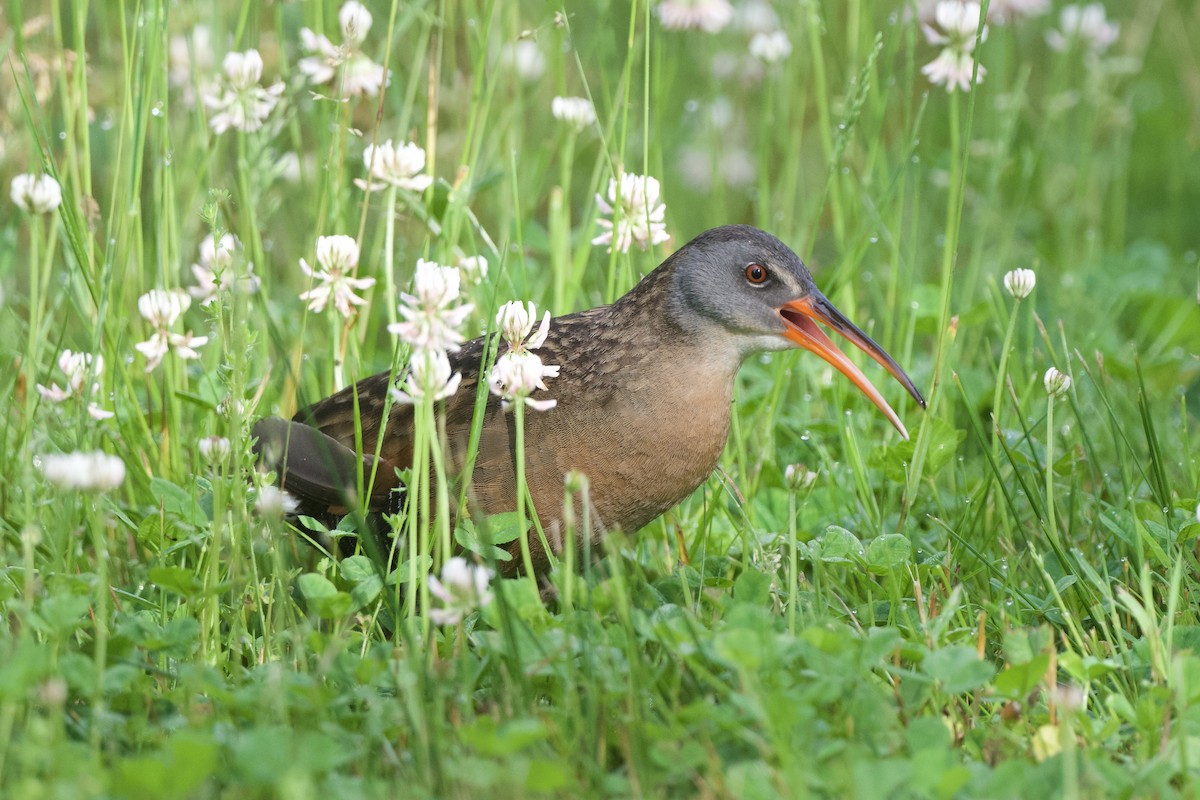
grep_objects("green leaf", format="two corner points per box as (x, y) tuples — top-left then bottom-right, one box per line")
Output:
(150, 477), (208, 526)
(524, 757), (571, 792)
(149, 566), (204, 598)
(815, 526), (863, 563)
(460, 716), (547, 757)
(299, 515), (330, 534)
(455, 516), (516, 562)
(386, 554), (434, 585)
(870, 417), (965, 483)
(733, 569), (772, 605)
(113, 731), (218, 800)
(297, 573), (352, 618)
(36, 594), (91, 636)
(993, 654), (1051, 699)
(350, 574), (383, 610)
(866, 534), (912, 571)
(339, 555), (376, 583)
(923, 645), (995, 694)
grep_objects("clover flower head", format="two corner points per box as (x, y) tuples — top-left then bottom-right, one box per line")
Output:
(1044, 367), (1072, 398)
(169, 25), (213, 102)
(734, 0), (781, 34)
(36, 350), (113, 420)
(198, 436), (233, 466)
(495, 301), (551, 352)
(392, 350), (463, 405)
(298, 1), (388, 98)
(356, 140), (434, 193)
(11, 173), (62, 214)
(38, 451), (126, 492)
(299, 234), (376, 319)
(135, 289), (208, 371)
(499, 41), (546, 81)
(784, 464), (818, 491)
(921, 2), (988, 92)
(551, 96), (597, 132)
(456, 254), (488, 285)
(339, 0), (373, 45)
(488, 350), (560, 412)
(139, 288), (190, 328)
(985, 0), (1049, 24)
(389, 259), (474, 353)
(1046, 4), (1120, 54)
(592, 172), (670, 253)
(428, 557), (493, 625)
(1003, 268), (1036, 300)
(202, 49), (284, 133)
(255, 485), (300, 517)
(189, 233), (259, 305)
(658, 0), (734, 33)
(749, 30), (793, 64)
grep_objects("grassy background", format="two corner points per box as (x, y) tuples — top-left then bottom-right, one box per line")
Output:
(2, 0), (1200, 796)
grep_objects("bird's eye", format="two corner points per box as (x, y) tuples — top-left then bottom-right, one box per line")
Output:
(744, 263), (768, 285)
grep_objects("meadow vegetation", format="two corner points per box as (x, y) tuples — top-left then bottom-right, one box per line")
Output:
(1, 0), (1199, 796)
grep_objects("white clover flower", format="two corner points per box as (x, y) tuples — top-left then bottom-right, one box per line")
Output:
(139, 289), (189, 327)
(189, 233), (259, 305)
(38, 451), (126, 492)
(593, 173), (671, 254)
(198, 435), (232, 465)
(495, 301), (551, 352)
(489, 350), (560, 412)
(299, 235), (376, 319)
(355, 140), (434, 192)
(338, 0), (373, 45)
(456, 254), (488, 285)
(389, 259), (475, 353)
(1046, 4), (1119, 54)
(551, 96), (597, 132)
(499, 40), (546, 81)
(1003, 268), (1036, 300)
(1044, 367), (1072, 398)
(136, 289), (208, 371)
(11, 173), (62, 214)
(658, 0), (734, 33)
(202, 49), (284, 134)
(428, 557), (493, 625)
(922, 2), (988, 92)
(255, 485), (299, 517)
(298, 1), (388, 98)
(392, 350), (462, 405)
(748, 30), (793, 64)
(784, 464), (818, 491)
(169, 25), (213, 103)
(986, 0), (1049, 23)
(1195, 502), (1200, 525)
(36, 350), (113, 420)
(734, 0), (780, 34)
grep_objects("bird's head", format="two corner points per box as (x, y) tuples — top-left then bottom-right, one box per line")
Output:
(666, 225), (926, 438)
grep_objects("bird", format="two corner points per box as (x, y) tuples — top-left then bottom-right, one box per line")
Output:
(253, 225), (925, 575)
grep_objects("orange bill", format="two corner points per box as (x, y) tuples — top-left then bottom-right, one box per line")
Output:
(778, 293), (926, 439)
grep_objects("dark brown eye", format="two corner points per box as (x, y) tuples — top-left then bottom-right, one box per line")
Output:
(745, 263), (768, 285)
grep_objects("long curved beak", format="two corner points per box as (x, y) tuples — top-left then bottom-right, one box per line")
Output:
(778, 293), (926, 439)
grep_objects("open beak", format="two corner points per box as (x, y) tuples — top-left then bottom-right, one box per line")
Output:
(778, 293), (926, 439)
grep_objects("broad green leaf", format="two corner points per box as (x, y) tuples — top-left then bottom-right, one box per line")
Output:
(923, 645), (995, 694)
(866, 534), (912, 571)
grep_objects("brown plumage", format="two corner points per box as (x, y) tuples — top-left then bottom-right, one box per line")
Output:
(253, 225), (925, 574)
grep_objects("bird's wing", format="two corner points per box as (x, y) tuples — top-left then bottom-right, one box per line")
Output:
(282, 306), (616, 514)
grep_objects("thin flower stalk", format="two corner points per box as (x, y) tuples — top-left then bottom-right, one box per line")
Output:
(992, 269), (1037, 454)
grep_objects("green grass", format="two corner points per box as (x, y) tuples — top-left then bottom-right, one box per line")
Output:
(2, 0), (1200, 797)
